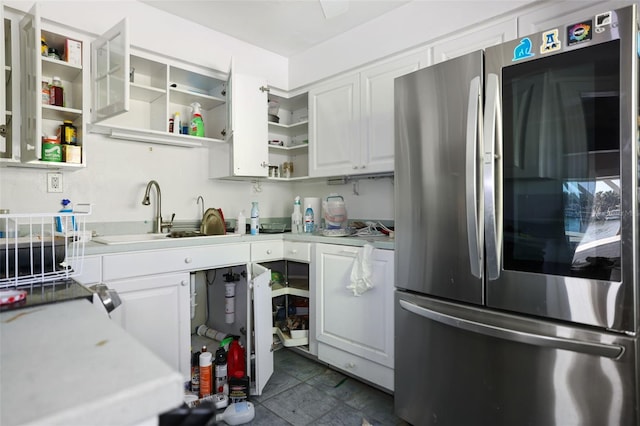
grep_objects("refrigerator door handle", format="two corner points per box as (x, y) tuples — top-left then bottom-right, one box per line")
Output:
(483, 73), (503, 281)
(465, 76), (482, 279)
(399, 299), (624, 359)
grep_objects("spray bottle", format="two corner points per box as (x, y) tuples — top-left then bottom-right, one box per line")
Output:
(189, 102), (205, 137)
(291, 196), (302, 234)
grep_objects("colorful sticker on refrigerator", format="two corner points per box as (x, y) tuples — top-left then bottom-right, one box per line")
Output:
(540, 29), (561, 54)
(595, 11), (612, 27)
(567, 20), (592, 46)
(512, 38), (534, 61)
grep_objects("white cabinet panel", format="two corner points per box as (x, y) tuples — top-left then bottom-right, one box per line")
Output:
(102, 244), (249, 281)
(251, 262), (274, 396)
(284, 241), (311, 263)
(250, 240), (284, 262)
(308, 73), (360, 177)
(359, 58), (420, 174)
(432, 17), (517, 64)
(108, 272), (191, 380)
(314, 243), (394, 389)
(309, 53), (424, 177)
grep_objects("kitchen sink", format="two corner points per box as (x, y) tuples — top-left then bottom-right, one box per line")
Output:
(93, 232), (241, 245)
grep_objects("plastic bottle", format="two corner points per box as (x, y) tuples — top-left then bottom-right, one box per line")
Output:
(55, 199), (76, 233)
(236, 210), (246, 234)
(189, 102), (205, 137)
(50, 76), (63, 107)
(173, 112), (181, 134)
(227, 336), (246, 380)
(214, 347), (228, 395)
(304, 204), (314, 233)
(214, 402), (256, 425)
(250, 202), (259, 235)
(191, 348), (201, 394)
(199, 350), (213, 398)
(291, 196), (302, 234)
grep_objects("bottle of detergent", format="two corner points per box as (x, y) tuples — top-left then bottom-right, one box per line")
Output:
(226, 336), (246, 380)
(250, 202), (259, 235)
(291, 196), (302, 234)
(304, 204), (314, 233)
(55, 199), (75, 233)
(189, 102), (205, 137)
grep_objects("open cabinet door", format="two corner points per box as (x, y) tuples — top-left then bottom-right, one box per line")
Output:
(19, 3), (41, 161)
(228, 59), (269, 177)
(0, 5), (6, 154)
(90, 18), (129, 123)
(251, 263), (274, 395)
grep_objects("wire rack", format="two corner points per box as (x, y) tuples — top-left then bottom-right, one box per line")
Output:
(0, 204), (91, 289)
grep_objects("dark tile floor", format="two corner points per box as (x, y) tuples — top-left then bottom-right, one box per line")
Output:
(247, 348), (408, 426)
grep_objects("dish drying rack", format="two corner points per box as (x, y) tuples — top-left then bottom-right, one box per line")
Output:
(0, 204), (91, 290)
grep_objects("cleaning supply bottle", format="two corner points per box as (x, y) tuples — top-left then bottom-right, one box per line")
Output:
(304, 204), (314, 233)
(250, 202), (259, 235)
(214, 347), (228, 395)
(236, 210), (246, 234)
(291, 196), (302, 234)
(215, 402), (255, 425)
(189, 102), (205, 137)
(55, 199), (75, 233)
(173, 112), (181, 134)
(227, 336), (246, 380)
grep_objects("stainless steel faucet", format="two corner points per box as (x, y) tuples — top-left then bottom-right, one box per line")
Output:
(197, 195), (205, 220)
(142, 180), (173, 233)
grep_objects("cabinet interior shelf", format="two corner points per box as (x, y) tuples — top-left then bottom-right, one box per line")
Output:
(268, 120), (308, 138)
(169, 88), (225, 111)
(42, 56), (82, 82)
(131, 83), (166, 103)
(271, 281), (309, 298)
(268, 144), (308, 152)
(8, 160), (84, 170)
(274, 327), (309, 347)
(42, 104), (82, 121)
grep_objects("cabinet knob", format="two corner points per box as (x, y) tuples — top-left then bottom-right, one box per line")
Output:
(346, 362), (356, 369)
(290, 249), (298, 254)
(181, 280), (188, 286)
(352, 165), (358, 169)
(360, 165), (366, 169)
(266, 249), (272, 255)
(184, 257), (193, 264)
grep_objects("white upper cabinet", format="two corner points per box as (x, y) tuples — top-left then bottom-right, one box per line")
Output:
(19, 3), (88, 168)
(89, 19), (227, 148)
(309, 52), (424, 177)
(209, 61), (270, 178)
(431, 17), (517, 64)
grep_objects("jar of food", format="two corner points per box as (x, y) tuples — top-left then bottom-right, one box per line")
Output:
(58, 121), (77, 145)
(282, 162), (293, 179)
(42, 80), (50, 104)
(41, 37), (48, 56)
(47, 47), (60, 61)
(50, 76), (63, 107)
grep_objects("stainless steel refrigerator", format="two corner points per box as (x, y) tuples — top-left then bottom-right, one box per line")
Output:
(394, 5), (639, 425)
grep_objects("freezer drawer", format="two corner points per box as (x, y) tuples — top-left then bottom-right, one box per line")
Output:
(394, 290), (638, 426)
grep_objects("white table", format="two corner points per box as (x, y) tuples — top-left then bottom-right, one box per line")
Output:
(1, 299), (184, 426)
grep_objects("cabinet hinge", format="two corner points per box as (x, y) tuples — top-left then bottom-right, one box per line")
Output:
(259, 86), (270, 93)
(0, 125), (6, 137)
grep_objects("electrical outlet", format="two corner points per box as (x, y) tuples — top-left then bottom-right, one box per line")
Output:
(47, 173), (63, 193)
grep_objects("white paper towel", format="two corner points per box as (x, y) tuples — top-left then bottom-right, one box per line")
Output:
(347, 244), (374, 296)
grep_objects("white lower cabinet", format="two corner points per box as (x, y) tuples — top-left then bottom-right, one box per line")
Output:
(107, 272), (191, 381)
(314, 243), (395, 390)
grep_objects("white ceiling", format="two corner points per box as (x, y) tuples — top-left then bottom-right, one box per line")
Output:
(141, 0), (411, 57)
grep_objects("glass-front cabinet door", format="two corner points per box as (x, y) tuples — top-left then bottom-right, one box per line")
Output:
(485, 5), (637, 333)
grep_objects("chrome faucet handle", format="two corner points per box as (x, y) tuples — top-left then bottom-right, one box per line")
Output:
(161, 213), (175, 233)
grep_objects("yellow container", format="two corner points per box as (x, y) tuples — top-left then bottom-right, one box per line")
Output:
(62, 145), (82, 163)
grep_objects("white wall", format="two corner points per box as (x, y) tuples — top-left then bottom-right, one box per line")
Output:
(289, 0), (533, 88)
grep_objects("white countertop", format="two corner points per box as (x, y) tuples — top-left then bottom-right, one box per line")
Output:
(83, 232), (395, 256)
(0, 300), (184, 426)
